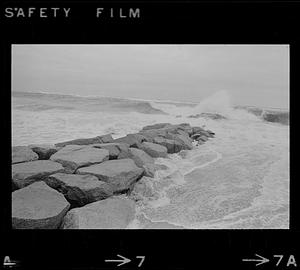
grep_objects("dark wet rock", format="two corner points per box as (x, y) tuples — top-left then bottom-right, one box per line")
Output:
(142, 129), (167, 137)
(54, 134), (114, 148)
(76, 159), (144, 193)
(12, 146), (39, 164)
(153, 137), (183, 154)
(136, 132), (155, 143)
(46, 173), (113, 207)
(98, 134), (114, 143)
(12, 160), (65, 189)
(171, 128), (191, 138)
(262, 111), (289, 125)
(125, 148), (156, 177)
(113, 143), (132, 159)
(61, 196), (135, 229)
(113, 134), (145, 148)
(198, 135), (209, 142)
(92, 143), (121, 159)
(206, 130), (215, 136)
(140, 142), (168, 158)
(188, 113), (227, 120)
(191, 126), (206, 135)
(55, 137), (102, 148)
(172, 123), (194, 136)
(140, 123), (193, 139)
(28, 144), (58, 160)
(174, 134), (193, 150)
(191, 133), (202, 140)
(50, 145), (109, 173)
(12, 181), (70, 229)
(141, 123), (171, 130)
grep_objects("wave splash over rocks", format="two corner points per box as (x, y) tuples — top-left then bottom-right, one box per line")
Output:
(12, 91), (289, 229)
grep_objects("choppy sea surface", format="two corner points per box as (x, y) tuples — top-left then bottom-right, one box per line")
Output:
(12, 91), (289, 229)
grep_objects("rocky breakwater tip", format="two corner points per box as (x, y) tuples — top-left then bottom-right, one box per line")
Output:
(11, 124), (215, 229)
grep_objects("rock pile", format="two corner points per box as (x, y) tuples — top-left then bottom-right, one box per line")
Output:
(11, 123), (215, 229)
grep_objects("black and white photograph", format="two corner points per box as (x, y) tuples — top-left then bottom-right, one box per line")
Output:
(11, 44), (289, 229)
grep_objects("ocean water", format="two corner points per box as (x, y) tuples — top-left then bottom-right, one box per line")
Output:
(12, 91), (289, 229)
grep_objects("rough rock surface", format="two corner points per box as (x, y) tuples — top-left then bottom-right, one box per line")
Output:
(12, 146), (39, 164)
(92, 143), (130, 159)
(126, 148), (156, 177)
(140, 142), (168, 158)
(12, 181), (70, 229)
(46, 173), (113, 207)
(98, 134), (114, 143)
(54, 134), (113, 148)
(92, 143), (120, 159)
(61, 197), (135, 229)
(50, 145), (109, 172)
(12, 160), (65, 189)
(188, 113), (227, 120)
(141, 123), (171, 130)
(198, 135), (209, 142)
(153, 137), (183, 154)
(28, 144), (58, 160)
(55, 137), (102, 148)
(174, 134), (193, 150)
(77, 159), (144, 192)
(113, 134), (144, 148)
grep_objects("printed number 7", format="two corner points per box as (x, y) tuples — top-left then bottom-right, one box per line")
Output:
(136, 256), (145, 267)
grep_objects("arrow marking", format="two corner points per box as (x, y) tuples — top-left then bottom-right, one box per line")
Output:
(242, 254), (270, 266)
(105, 254), (131, 267)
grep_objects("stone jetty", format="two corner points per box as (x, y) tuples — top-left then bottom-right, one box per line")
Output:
(11, 122), (215, 229)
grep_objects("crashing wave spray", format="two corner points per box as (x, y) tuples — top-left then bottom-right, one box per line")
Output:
(186, 90), (260, 120)
(190, 90), (232, 116)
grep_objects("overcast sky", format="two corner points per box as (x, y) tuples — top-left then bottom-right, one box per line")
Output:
(12, 45), (289, 109)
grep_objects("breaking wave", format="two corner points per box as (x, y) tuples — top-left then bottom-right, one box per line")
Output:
(13, 90), (289, 125)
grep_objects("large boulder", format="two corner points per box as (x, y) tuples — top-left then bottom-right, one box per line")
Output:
(98, 134), (114, 143)
(153, 137), (183, 154)
(174, 134), (193, 150)
(46, 173), (113, 207)
(113, 134), (145, 148)
(92, 143), (120, 159)
(12, 146), (39, 164)
(61, 197), (135, 229)
(54, 134), (113, 148)
(167, 124), (193, 136)
(141, 123), (171, 131)
(206, 130), (215, 137)
(198, 135), (209, 142)
(12, 160), (65, 189)
(92, 143), (130, 159)
(12, 181), (70, 229)
(50, 145), (109, 173)
(139, 129), (168, 139)
(191, 126), (207, 136)
(77, 159), (144, 192)
(55, 137), (101, 148)
(125, 148), (156, 177)
(139, 142), (168, 158)
(28, 144), (58, 160)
